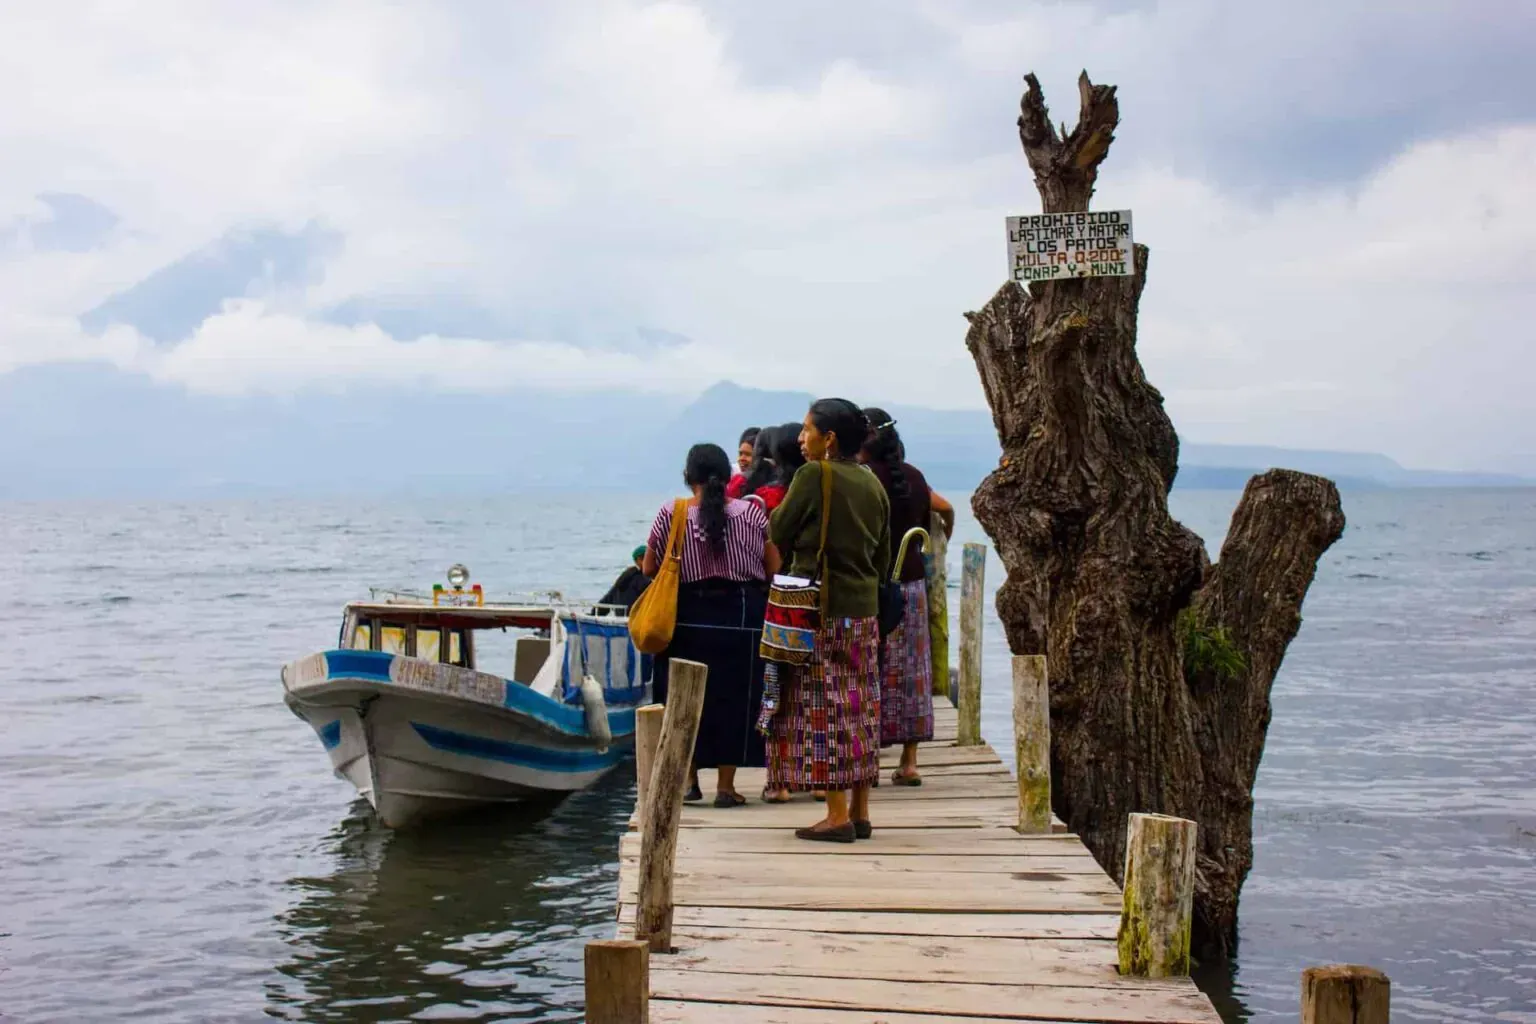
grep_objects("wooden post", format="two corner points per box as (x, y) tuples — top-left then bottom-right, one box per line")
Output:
(1302, 965), (1390, 1024)
(957, 542), (986, 746)
(1012, 654), (1050, 833)
(635, 659), (707, 953)
(584, 939), (649, 1024)
(1117, 812), (1197, 977)
(925, 510), (950, 699)
(632, 704), (665, 829)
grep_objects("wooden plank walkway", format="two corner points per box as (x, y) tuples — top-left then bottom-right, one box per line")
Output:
(614, 703), (1223, 1023)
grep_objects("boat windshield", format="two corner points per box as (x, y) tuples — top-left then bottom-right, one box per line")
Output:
(341, 604), (557, 683)
(346, 617), (469, 667)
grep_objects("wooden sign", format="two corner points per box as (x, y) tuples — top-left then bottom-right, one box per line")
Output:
(1007, 210), (1134, 282)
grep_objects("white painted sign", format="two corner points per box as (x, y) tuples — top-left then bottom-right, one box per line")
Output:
(1007, 210), (1134, 283)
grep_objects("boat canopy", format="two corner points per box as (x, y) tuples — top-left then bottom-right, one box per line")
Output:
(342, 602), (554, 632)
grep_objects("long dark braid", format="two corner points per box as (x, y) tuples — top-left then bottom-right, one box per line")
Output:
(683, 443), (731, 554)
(859, 406), (908, 500)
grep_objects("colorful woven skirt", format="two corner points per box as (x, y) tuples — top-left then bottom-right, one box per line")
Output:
(766, 615), (882, 793)
(880, 579), (934, 746)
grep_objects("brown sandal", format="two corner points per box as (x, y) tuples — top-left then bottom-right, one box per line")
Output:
(891, 769), (923, 787)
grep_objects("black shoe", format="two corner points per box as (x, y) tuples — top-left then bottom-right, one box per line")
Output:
(854, 820), (872, 840)
(684, 783), (703, 803)
(794, 822), (856, 844)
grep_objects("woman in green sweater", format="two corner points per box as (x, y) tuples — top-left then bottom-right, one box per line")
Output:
(764, 398), (890, 843)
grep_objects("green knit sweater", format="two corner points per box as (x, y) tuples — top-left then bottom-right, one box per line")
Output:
(769, 460), (890, 619)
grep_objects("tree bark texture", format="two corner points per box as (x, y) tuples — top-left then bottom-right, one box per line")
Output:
(966, 72), (1346, 958)
(1186, 470), (1346, 950)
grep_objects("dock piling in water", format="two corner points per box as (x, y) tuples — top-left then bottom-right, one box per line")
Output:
(583, 939), (650, 1024)
(633, 704), (664, 829)
(1012, 654), (1051, 833)
(957, 542), (987, 746)
(926, 510), (951, 699)
(635, 659), (707, 953)
(1117, 812), (1197, 977)
(1302, 964), (1391, 1023)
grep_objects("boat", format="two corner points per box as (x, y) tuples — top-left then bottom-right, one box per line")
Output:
(281, 565), (651, 828)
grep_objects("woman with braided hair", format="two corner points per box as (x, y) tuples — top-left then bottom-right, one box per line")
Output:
(859, 407), (954, 786)
(645, 443), (780, 806)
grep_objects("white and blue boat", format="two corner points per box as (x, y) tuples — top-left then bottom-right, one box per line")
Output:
(281, 566), (650, 828)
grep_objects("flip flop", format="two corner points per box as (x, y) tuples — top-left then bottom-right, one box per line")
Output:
(761, 787), (790, 804)
(812, 790), (827, 803)
(854, 819), (873, 840)
(713, 791), (747, 808)
(891, 769), (923, 787)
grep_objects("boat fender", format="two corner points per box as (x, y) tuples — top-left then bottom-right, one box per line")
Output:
(580, 675), (611, 753)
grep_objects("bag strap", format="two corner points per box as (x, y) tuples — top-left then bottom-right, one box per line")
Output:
(664, 498), (689, 563)
(815, 462), (834, 615)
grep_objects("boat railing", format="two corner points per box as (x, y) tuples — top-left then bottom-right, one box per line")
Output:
(367, 587), (628, 618)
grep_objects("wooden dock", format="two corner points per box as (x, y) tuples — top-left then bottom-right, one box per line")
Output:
(613, 701), (1224, 1023)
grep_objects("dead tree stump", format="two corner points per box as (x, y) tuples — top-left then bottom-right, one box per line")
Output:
(964, 71), (1345, 957)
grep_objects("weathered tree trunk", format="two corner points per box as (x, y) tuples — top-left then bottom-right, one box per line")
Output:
(1186, 470), (1345, 951)
(965, 72), (1345, 958)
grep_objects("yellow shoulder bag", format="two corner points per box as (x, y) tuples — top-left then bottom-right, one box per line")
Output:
(627, 499), (688, 654)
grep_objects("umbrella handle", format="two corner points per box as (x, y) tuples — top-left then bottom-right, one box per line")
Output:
(892, 527), (930, 583)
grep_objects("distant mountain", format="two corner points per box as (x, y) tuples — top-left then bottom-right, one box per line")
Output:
(664, 382), (1533, 492)
(0, 370), (1527, 499)
(1173, 443), (1529, 488)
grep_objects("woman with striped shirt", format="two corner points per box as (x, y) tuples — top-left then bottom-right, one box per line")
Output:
(645, 443), (781, 806)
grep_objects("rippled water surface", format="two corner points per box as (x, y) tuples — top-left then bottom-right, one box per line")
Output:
(1, 489), (1533, 1022)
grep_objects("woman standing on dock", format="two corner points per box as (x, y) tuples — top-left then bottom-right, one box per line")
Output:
(858, 408), (954, 786)
(645, 443), (780, 806)
(765, 399), (889, 843)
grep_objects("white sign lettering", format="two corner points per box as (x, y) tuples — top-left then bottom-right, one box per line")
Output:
(1007, 210), (1134, 283)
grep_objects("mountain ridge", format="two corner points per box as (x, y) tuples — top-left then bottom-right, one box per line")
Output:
(0, 367), (1526, 498)
(676, 381), (1531, 491)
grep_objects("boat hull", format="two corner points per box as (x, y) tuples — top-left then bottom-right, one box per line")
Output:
(284, 650), (638, 828)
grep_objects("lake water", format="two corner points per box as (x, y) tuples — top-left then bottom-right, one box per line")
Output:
(1, 489), (1533, 1022)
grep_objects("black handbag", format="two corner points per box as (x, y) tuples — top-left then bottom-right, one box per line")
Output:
(877, 579), (905, 637)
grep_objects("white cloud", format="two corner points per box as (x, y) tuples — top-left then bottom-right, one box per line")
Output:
(38, 299), (737, 397)
(0, 312), (139, 376)
(0, 1), (1534, 474)
(1120, 125), (1536, 469)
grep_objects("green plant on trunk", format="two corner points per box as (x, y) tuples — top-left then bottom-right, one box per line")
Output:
(1177, 607), (1247, 683)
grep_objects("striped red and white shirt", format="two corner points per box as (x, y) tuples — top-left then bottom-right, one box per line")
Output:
(647, 498), (769, 584)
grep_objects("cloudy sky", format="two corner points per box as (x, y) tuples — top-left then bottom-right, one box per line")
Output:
(2, 0), (1533, 473)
